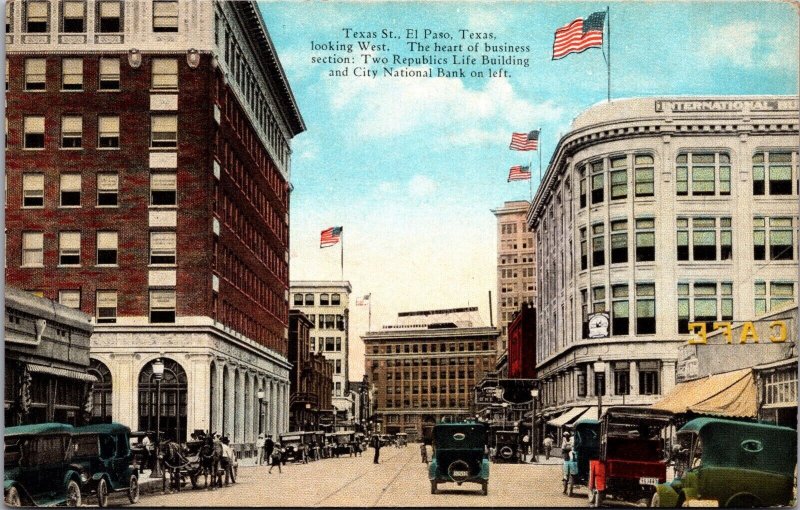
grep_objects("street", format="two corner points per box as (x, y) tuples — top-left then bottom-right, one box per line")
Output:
(126, 446), (584, 507)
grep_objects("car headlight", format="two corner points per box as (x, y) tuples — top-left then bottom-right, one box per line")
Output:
(80, 473), (89, 483)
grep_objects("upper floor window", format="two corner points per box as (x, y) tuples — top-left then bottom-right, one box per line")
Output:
(590, 161), (604, 204)
(331, 293), (341, 306)
(61, 115), (82, 148)
(320, 293), (330, 306)
(149, 289), (176, 323)
(754, 217), (794, 261)
(22, 173), (44, 207)
(96, 290), (117, 323)
(677, 281), (732, 334)
(579, 227), (587, 270)
(152, 59), (178, 89)
(677, 217), (732, 262)
(61, 58), (83, 90)
(98, 115), (119, 148)
(304, 293), (314, 306)
(634, 155), (655, 197)
(24, 58), (46, 91)
(635, 218), (655, 262)
(25, 0), (49, 32)
(61, 0), (85, 32)
(150, 115), (177, 148)
(611, 284), (629, 336)
(150, 231), (176, 265)
(610, 220), (628, 264)
(6, 1), (13, 33)
(22, 232), (44, 267)
(97, 173), (118, 207)
(98, 58), (120, 90)
(635, 283), (656, 334)
(150, 173), (176, 206)
(591, 223), (604, 267)
(753, 151), (796, 196)
(96, 1), (121, 32)
(96, 231), (118, 265)
(59, 173), (81, 207)
(676, 152), (731, 197)
(152, 0), (178, 33)
(58, 290), (81, 309)
(609, 156), (627, 200)
(755, 281), (795, 315)
(58, 231), (81, 266)
(578, 167), (587, 208)
(293, 293), (303, 306)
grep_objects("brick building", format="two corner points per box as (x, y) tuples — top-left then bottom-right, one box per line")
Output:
(5, 0), (304, 449)
(288, 309), (334, 431)
(363, 307), (499, 438)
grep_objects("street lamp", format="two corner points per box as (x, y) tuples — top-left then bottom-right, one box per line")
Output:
(150, 359), (165, 479)
(530, 388), (540, 463)
(257, 389), (265, 435)
(594, 359), (606, 419)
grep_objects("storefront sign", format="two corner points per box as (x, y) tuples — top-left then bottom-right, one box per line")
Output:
(588, 313), (610, 338)
(655, 99), (799, 113)
(687, 320), (789, 345)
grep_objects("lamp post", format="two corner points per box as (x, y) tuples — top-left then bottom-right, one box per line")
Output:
(530, 388), (540, 463)
(150, 359), (165, 478)
(257, 389), (265, 435)
(594, 359), (606, 419)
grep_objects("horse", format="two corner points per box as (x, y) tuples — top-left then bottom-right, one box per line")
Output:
(199, 434), (224, 490)
(159, 441), (190, 493)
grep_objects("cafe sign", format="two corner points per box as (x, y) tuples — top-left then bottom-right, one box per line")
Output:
(686, 320), (789, 345)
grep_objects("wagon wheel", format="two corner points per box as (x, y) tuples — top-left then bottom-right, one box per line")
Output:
(5, 487), (21, 507)
(128, 475), (140, 504)
(65, 480), (82, 507)
(97, 478), (109, 507)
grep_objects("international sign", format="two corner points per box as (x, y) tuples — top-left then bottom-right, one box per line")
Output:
(588, 312), (610, 338)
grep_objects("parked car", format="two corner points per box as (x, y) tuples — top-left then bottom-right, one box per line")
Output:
(562, 419), (601, 496)
(279, 432), (312, 463)
(326, 431), (356, 456)
(651, 418), (796, 508)
(429, 420), (490, 496)
(395, 432), (408, 447)
(492, 429), (523, 463)
(72, 423), (140, 506)
(587, 407), (673, 507)
(4, 423), (81, 507)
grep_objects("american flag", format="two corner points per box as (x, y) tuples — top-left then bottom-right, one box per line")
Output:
(509, 130), (539, 151)
(552, 11), (606, 60)
(320, 226), (343, 248)
(356, 293), (371, 306)
(508, 165), (531, 182)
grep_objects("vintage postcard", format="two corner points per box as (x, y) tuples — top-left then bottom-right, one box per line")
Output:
(2, 0), (798, 507)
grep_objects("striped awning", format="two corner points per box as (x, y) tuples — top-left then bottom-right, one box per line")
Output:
(27, 364), (97, 383)
(546, 406), (589, 427)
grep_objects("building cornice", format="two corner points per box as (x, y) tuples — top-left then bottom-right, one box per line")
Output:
(362, 327), (500, 341)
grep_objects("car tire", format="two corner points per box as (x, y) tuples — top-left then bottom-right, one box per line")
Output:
(430, 481), (437, 495)
(128, 475), (140, 504)
(97, 478), (109, 507)
(650, 492), (660, 508)
(567, 474), (575, 497)
(66, 479), (82, 507)
(5, 487), (21, 507)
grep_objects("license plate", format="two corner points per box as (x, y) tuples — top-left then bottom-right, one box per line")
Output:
(452, 470), (468, 477)
(639, 477), (659, 486)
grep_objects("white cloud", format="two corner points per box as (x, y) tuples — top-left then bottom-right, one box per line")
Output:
(699, 22), (759, 68)
(765, 31), (798, 69)
(376, 181), (399, 193)
(408, 174), (437, 196)
(291, 134), (319, 161)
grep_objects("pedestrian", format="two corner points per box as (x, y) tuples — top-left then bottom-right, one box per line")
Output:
(256, 433), (266, 465)
(420, 443), (428, 464)
(269, 443), (283, 474)
(561, 431), (573, 460)
(265, 436), (275, 460)
(141, 433), (152, 471)
(372, 434), (381, 464)
(522, 433), (531, 461)
(220, 436), (236, 485)
(543, 434), (554, 460)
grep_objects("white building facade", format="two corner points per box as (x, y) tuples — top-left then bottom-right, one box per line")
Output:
(527, 96), (799, 427)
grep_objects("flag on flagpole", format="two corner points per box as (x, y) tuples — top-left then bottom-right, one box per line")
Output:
(552, 11), (606, 60)
(509, 130), (539, 151)
(508, 165), (532, 182)
(320, 226), (343, 248)
(356, 293), (371, 306)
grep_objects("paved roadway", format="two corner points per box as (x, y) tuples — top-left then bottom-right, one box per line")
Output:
(121, 445), (585, 507)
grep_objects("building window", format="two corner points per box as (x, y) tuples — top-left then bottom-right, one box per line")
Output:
(676, 152), (731, 197)
(6, 1), (13, 33)
(25, 0), (48, 32)
(58, 290), (81, 308)
(152, 0), (178, 32)
(96, 0), (121, 32)
(22, 173), (44, 207)
(610, 220), (628, 264)
(304, 293), (314, 305)
(335, 359), (341, 374)
(678, 282), (733, 334)
(638, 361), (660, 395)
(150, 173), (176, 206)
(594, 371), (606, 396)
(753, 152), (796, 196)
(151, 58), (178, 89)
(592, 286), (605, 313)
(590, 161), (604, 204)
(754, 217), (794, 261)
(325, 337), (335, 350)
(635, 283), (656, 334)
(24, 58), (46, 90)
(22, 232), (44, 267)
(331, 293), (341, 305)
(293, 293), (303, 305)
(61, 1), (85, 33)
(23, 116), (45, 148)
(58, 232), (80, 266)
(150, 231), (176, 265)
(635, 218), (655, 262)
(335, 338), (341, 351)
(97, 173), (118, 207)
(98, 58), (120, 90)
(149, 289), (176, 323)
(96, 231), (118, 265)
(150, 115), (177, 148)
(59, 173), (81, 207)
(96, 291), (117, 323)
(591, 223), (604, 267)
(613, 362), (630, 395)
(755, 281), (796, 315)
(634, 154), (654, 197)
(579, 227), (587, 270)
(677, 217), (732, 262)
(98, 116), (119, 148)
(320, 293), (329, 306)
(611, 284), (629, 336)
(60, 115), (82, 147)
(609, 156), (627, 200)
(578, 167), (587, 209)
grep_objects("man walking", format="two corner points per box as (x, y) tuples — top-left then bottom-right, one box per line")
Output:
(372, 435), (381, 464)
(543, 434), (554, 460)
(522, 433), (531, 461)
(220, 436), (236, 485)
(269, 443), (283, 474)
(265, 436), (275, 462)
(256, 433), (266, 465)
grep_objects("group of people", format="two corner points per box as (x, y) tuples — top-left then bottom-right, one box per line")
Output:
(255, 434), (284, 473)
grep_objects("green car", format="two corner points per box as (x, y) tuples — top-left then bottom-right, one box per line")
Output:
(428, 421), (490, 496)
(72, 423), (140, 506)
(652, 418), (796, 508)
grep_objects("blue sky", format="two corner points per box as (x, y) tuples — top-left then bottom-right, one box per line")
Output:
(258, 1), (799, 377)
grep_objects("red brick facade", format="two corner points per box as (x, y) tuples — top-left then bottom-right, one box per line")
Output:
(5, 52), (290, 356)
(288, 309), (334, 430)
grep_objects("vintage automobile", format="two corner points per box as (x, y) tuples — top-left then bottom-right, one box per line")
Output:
(395, 432), (408, 447)
(428, 421), (490, 496)
(651, 418), (796, 508)
(4, 423), (81, 507)
(492, 429), (523, 463)
(562, 419), (601, 496)
(422, 425), (435, 446)
(587, 407), (673, 507)
(326, 431), (356, 456)
(71, 423), (140, 506)
(279, 432), (312, 463)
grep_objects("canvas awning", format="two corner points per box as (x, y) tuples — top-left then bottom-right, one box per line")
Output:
(547, 406), (589, 427)
(27, 363), (97, 383)
(650, 368), (757, 418)
(578, 407), (599, 421)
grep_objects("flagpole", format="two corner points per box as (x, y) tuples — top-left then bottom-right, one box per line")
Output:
(606, 5), (611, 103)
(538, 127), (543, 194)
(340, 228), (344, 281)
(368, 297), (372, 332)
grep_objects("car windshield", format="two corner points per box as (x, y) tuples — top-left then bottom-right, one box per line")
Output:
(434, 424), (487, 449)
(672, 433), (695, 477)
(4, 437), (25, 467)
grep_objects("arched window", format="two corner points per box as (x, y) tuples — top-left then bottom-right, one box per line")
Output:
(88, 359), (113, 424)
(331, 293), (341, 305)
(304, 293), (314, 306)
(320, 293), (329, 306)
(138, 358), (187, 442)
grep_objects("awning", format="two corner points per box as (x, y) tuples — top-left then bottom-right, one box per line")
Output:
(651, 368), (757, 418)
(578, 407), (599, 421)
(547, 407), (589, 427)
(27, 364), (97, 383)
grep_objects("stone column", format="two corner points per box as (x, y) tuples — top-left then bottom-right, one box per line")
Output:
(111, 354), (136, 430)
(269, 379), (277, 438)
(223, 364), (234, 438)
(235, 369), (245, 443)
(662, 361), (676, 395)
(188, 355), (212, 434)
(630, 361), (640, 397)
(587, 363), (595, 397)
(244, 373), (253, 445)
(605, 364), (614, 397)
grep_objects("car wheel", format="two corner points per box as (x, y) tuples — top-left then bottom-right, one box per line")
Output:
(66, 479), (82, 507)
(567, 474), (575, 497)
(5, 487), (21, 507)
(430, 481), (437, 495)
(128, 475), (140, 504)
(650, 492), (660, 508)
(97, 478), (109, 507)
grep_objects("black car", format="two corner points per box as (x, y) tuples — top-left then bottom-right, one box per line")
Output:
(492, 430), (523, 463)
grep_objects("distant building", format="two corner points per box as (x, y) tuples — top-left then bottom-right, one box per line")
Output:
(363, 307), (499, 438)
(507, 303), (536, 380)
(290, 281), (353, 420)
(288, 310), (334, 431)
(492, 200), (536, 354)
(5, 287), (95, 426)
